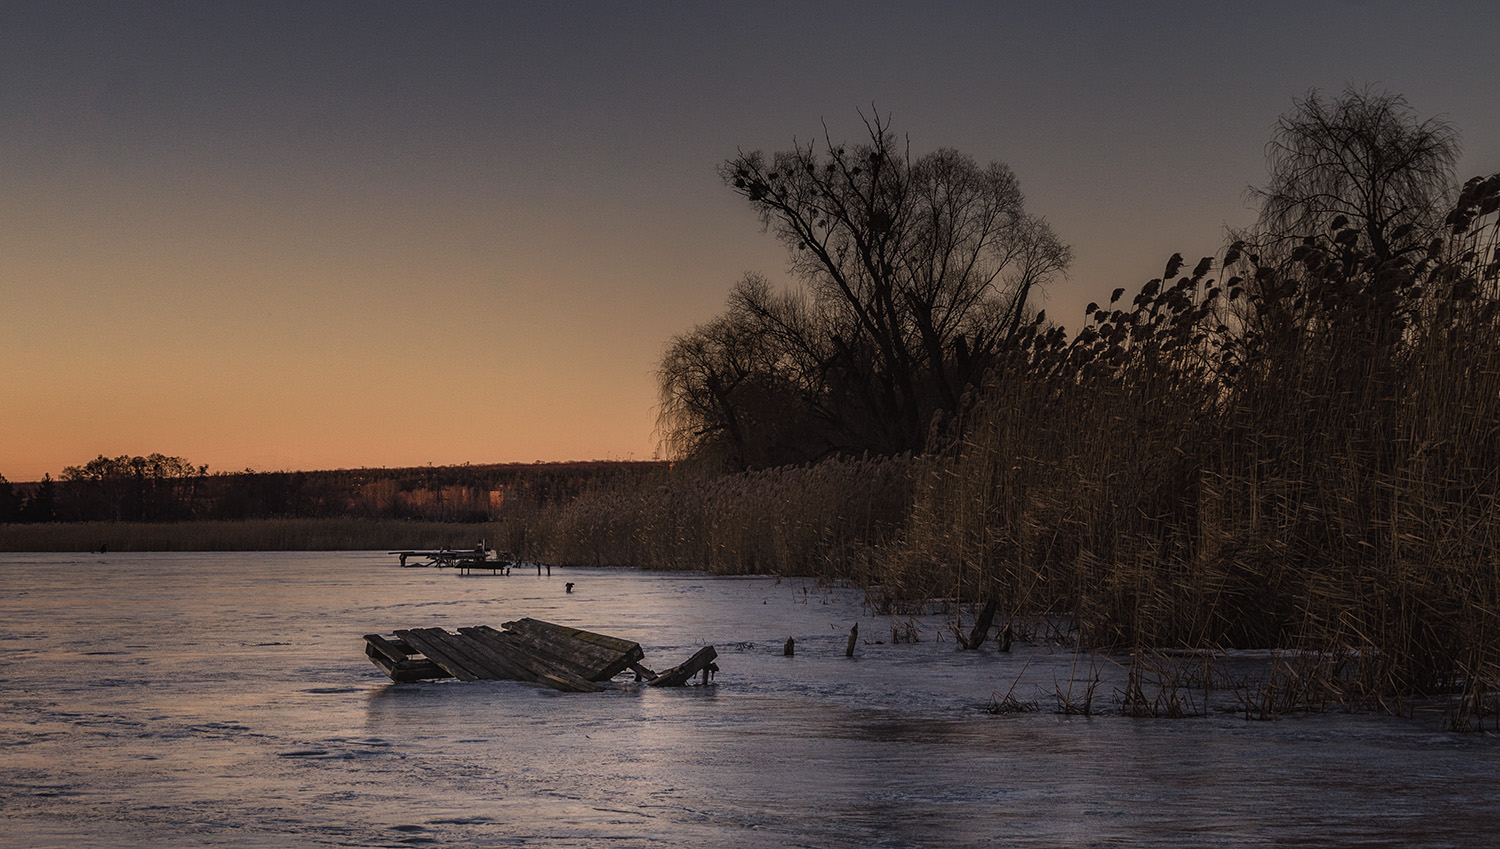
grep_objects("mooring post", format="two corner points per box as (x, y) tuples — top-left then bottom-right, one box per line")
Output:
(964, 599), (997, 650)
(845, 623), (858, 658)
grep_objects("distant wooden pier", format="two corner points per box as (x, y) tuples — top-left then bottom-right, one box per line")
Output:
(389, 547), (513, 573)
(364, 617), (718, 692)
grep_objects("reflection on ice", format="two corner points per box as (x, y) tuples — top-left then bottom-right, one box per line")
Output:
(0, 552), (1497, 848)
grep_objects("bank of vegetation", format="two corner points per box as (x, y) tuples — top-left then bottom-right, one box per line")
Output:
(5, 88), (1498, 727)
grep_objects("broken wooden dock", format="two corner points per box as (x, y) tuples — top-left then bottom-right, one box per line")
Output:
(389, 548), (512, 572)
(364, 618), (718, 692)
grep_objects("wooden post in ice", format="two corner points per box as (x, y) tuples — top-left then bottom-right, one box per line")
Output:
(963, 599), (997, 650)
(845, 623), (858, 658)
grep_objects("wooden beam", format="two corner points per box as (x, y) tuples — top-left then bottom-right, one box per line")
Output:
(499, 618), (644, 680)
(363, 634), (413, 666)
(394, 628), (483, 681)
(649, 646), (718, 687)
(365, 643), (450, 683)
(411, 627), (530, 683)
(459, 626), (604, 692)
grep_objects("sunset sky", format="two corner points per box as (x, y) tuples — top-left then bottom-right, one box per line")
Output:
(4, 2), (1498, 482)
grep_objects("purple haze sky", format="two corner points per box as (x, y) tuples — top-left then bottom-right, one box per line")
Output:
(3, 1), (1498, 481)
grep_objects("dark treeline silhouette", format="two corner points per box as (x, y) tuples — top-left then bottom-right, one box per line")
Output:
(2, 457), (665, 524)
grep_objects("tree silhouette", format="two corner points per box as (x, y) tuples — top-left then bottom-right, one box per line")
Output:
(1249, 86), (1459, 263)
(662, 111), (1070, 468)
(0, 474), (17, 523)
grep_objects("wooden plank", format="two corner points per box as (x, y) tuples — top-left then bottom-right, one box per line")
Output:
(410, 627), (528, 683)
(392, 658), (451, 683)
(495, 633), (618, 687)
(432, 628), (542, 684)
(470, 628), (607, 693)
(364, 642), (401, 679)
(365, 643), (451, 683)
(363, 634), (413, 666)
(499, 618), (644, 680)
(460, 626), (604, 692)
(494, 626), (622, 676)
(394, 628), (483, 681)
(649, 646), (718, 687)
(504, 617), (642, 657)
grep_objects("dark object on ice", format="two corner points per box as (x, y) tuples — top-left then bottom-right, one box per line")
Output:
(389, 547), (512, 574)
(649, 646), (719, 686)
(566, 582), (575, 593)
(960, 599), (998, 650)
(783, 637), (795, 656)
(998, 623), (1014, 652)
(845, 623), (858, 658)
(363, 618), (713, 692)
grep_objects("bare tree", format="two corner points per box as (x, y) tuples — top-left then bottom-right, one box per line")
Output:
(1249, 86), (1460, 263)
(657, 274), (829, 469)
(666, 111), (1070, 467)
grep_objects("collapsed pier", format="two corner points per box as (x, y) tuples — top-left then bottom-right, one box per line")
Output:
(364, 617), (718, 692)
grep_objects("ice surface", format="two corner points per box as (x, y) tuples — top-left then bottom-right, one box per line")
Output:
(1, 552), (1497, 847)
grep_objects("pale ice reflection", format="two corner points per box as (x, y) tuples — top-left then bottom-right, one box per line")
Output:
(1, 552), (1497, 847)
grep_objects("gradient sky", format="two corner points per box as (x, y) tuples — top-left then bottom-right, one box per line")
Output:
(4, 1), (1498, 482)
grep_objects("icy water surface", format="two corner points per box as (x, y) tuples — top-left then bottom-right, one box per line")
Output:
(1, 552), (1497, 848)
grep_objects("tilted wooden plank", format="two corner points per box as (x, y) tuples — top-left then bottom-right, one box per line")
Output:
(460, 626), (604, 692)
(504, 618), (643, 657)
(364, 642), (401, 679)
(466, 625), (584, 673)
(499, 619), (644, 680)
(364, 634), (414, 666)
(365, 643), (451, 683)
(394, 628), (482, 681)
(432, 628), (541, 684)
(649, 646), (718, 687)
(411, 627), (529, 683)
(392, 658), (451, 683)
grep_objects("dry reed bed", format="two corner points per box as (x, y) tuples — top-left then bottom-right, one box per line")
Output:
(895, 176), (1500, 727)
(514, 454), (917, 577)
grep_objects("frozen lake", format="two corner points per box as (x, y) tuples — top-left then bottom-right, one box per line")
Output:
(1, 551), (1497, 848)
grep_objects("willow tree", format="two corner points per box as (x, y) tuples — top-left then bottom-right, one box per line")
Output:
(660, 113), (1070, 469)
(1251, 86), (1460, 263)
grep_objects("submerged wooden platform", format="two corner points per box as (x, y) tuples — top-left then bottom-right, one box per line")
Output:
(364, 618), (718, 692)
(389, 548), (513, 572)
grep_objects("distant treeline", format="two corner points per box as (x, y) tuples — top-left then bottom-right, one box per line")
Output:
(0, 457), (666, 525)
